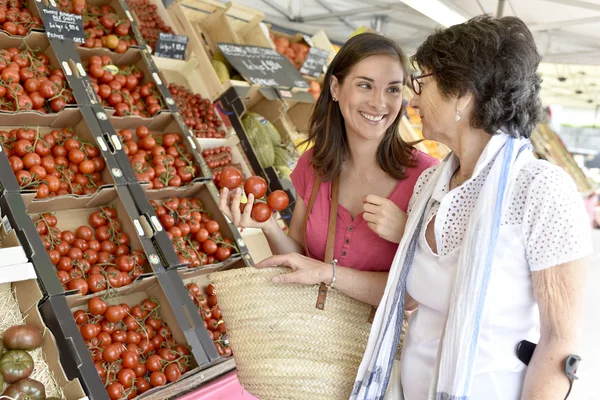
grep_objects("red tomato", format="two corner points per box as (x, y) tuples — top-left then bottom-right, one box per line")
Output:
(251, 202), (272, 223)
(244, 176), (268, 198)
(267, 190), (290, 211)
(219, 167), (243, 189)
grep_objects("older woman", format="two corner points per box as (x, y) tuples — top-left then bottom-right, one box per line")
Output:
(352, 16), (592, 400)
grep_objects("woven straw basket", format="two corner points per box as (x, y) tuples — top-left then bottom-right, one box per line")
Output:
(208, 266), (374, 400)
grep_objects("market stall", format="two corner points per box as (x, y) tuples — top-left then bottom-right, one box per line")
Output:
(1, 0), (594, 399)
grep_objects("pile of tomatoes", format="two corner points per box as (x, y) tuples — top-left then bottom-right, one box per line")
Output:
(33, 206), (148, 293)
(220, 168), (290, 221)
(117, 126), (199, 189)
(125, 0), (174, 51)
(168, 83), (226, 139)
(57, 0), (137, 53)
(85, 55), (165, 117)
(2, 127), (107, 198)
(0, 324), (49, 398)
(0, 47), (75, 112)
(201, 146), (243, 188)
(74, 296), (192, 399)
(186, 283), (231, 358)
(0, 0), (43, 36)
(150, 196), (236, 267)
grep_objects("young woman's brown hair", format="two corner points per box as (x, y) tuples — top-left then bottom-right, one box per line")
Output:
(305, 33), (415, 182)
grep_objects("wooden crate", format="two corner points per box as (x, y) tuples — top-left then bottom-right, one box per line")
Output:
(167, 0), (268, 98)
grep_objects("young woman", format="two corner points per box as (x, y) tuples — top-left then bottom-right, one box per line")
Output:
(220, 33), (437, 306)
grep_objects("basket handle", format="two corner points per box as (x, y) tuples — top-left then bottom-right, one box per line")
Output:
(303, 174), (340, 310)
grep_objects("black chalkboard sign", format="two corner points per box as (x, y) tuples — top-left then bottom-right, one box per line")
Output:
(154, 33), (188, 60)
(300, 47), (329, 78)
(217, 43), (309, 90)
(41, 8), (85, 43)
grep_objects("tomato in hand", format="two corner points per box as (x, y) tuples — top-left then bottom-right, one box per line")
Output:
(251, 202), (272, 223)
(219, 167), (243, 189)
(267, 190), (290, 211)
(244, 176), (268, 199)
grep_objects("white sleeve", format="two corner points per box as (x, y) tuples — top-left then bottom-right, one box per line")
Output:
(522, 166), (593, 271)
(407, 167), (437, 216)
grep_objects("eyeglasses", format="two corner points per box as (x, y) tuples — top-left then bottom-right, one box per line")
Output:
(410, 73), (433, 95)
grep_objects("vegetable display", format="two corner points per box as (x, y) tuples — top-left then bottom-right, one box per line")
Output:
(151, 196), (237, 267)
(73, 296), (192, 399)
(117, 127), (200, 189)
(0, 324), (47, 399)
(85, 56), (165, 117)
(33, 206), (148, 293)
(3, 126), (107, 198)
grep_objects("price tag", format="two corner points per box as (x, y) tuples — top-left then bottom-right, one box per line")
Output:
(154, 33), (188, 60)
(217, 43), (309, 90)
(300, 47), (329, 78)
(41, 8), (85, 43)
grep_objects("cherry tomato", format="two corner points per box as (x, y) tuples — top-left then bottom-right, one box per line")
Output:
(117, 368), (136, 388)
(106, 382), (124, 400)
(202, 239), (217, 255)
(165, 363), (182, 383)
(145, 354), (162, 372)
(88, 297), (107, 316)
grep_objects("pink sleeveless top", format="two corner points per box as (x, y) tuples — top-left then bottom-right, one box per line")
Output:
(291, 149), (438, 272)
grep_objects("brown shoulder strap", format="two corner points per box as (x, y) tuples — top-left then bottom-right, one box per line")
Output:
(302, 174), (322, 258)
(315, 175), (339, 310)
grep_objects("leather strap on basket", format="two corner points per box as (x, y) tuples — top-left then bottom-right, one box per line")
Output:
(303, 174), (340, 310)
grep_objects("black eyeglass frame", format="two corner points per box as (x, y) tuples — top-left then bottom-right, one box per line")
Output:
(410, 72), (433, 95)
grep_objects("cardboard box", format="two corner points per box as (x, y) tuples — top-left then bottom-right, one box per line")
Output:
(22, 185), (158, 296)
(142, 180), (246, 264)
(76, 0), (141, 60)
(0, 34), (77, 117)
(65, 274), (221, 397)
(108, 112), (210, 188)
(166, 0), (269, 99)
(0, 275), (87, 399)
(77, 47), (170, 123)
(0, 108), (121, 202)
(196, 135), (254, 180)
(0, 214), (30, 271)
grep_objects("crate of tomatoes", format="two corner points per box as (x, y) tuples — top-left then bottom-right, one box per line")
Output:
(0, 278), (89, 399)
(197, 135), (253, 189)
(23, 185), (160, 295)
(66, 273), (217, 399)
(0, 35), (76, 114)
(55, 0), (138, 56)
(79, 49), (167, 119)
(109, 113), (207, 189)
(0, 109), (125, 200)
(0, 0), (45, 38)
(142, 181), (242, 269)
(179, 261), (248, 360)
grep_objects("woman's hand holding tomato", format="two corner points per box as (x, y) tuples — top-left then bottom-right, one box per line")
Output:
(218, 187), (273, 230)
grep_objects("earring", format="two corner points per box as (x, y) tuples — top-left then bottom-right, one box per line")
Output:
(332, 96), (337, 102)
(455, 112), (461, 122)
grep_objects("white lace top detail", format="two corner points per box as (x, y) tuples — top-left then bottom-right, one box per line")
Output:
(408, 159), (592, 269)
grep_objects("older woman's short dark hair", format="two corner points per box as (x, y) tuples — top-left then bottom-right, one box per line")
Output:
(412, 15), (542, 138)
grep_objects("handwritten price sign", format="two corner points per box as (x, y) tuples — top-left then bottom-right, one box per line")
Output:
(154, 33), (188, 60)
(41, 8), (85, 43)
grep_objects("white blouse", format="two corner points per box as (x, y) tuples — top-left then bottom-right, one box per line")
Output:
(399, 154), (593, 400)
